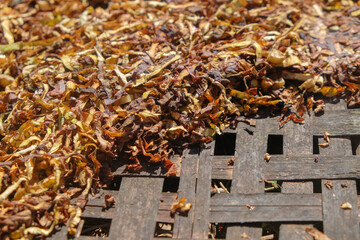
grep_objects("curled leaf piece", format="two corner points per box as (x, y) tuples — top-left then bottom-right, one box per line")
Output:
(170, 197), (192, 217)
(318, 131), (330, 148)
(305, 228), (332, 240)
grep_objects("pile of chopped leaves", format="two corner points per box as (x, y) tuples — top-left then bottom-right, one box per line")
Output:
(0, 0), (359, 238)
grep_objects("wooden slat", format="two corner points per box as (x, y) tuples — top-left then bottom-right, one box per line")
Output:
(226, 123), (266, 239)
(280, 115), (313, 240)
(320, 139), (359, 239)
(108, 177), (164, 240)
(112, 154), (360, 181)
(49, 225), (68, 240)
(77, 237), (104, 240)
(311, 109), (360, 135)
(71, 190), (119, 206)
(322, 179), (359, 239)
(192, 143), (214, 239)
(211, 155), (360, 180)
(81, 206), (114, 219)
(78, 191), (360, 225)
(320, 100), (359, 240)
(173, 150), (199, 238)
(211, 193), (322, 206)
(113, 155), (182, 177)
(157, 192), (176, 223)
(210, 193), (323, 222)
(264, 155), (360, 180)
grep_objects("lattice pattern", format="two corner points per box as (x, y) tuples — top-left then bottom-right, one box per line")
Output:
(50, 99), (360, 240)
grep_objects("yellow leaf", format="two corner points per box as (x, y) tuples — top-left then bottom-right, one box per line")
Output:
(61, 55), (74, 71)
(217, 40), (251, 50)
(0, 74), (14, 87)
(1, 20), (14, 44)
(320, 86), (345, 97)
(230, 89), (249, 99)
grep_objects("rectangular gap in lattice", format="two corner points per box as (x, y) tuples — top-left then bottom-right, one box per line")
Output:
(105, 176), (122, 190)
(80, 217), (111, 238)
(350, 136), (360, 155)
(162, 177), (179, 193)
(267, 135), (283, 155)
(214, 133), (236, 156)
(211, 179), (232, 194)
(154, 222), (173, 238)
(264, 180), (282, 193)
(209, 223), (227, 239)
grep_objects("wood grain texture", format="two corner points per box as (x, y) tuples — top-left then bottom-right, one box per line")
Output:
(226, 122), (266, 240)
(320, 100), (359, 240)
(192, 143), (214, 239)
(211, 155), (360, 180)
(108, 177), (164, 240)
(210, 193), (322, 222)
(311, 109), (360, 135)
(280, 114), (313, 240)
(173, 150), (199, 238)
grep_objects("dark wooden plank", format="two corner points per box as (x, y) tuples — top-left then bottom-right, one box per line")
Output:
(322, 179), (359, 239)
(210, 193), (323, 222)
(211, 155), (360, 180)
(264, 155), (360, 180)
(226, 122), (266, 239)
(108, 177), (164, 240)
(320, 100), (359, 240)
(113, 155), (181, 177)
(280, 117), (313, 240)
(157, 192), (176, 223)
(71, 190), (118, 206)
(311, 109), (360, 135)
(230, 126), (265, 194)
(211, 156), (233, 180)
(173, 150), (199, 239)
(81, 206), (114, 219)
(320, 139), (359, 239)
(280, 224), (313, 240)
(49, 225), (69, 240)
(77, 237), (104, 240)
(211, 193), (322, 206)
(192, 143), (214, 239)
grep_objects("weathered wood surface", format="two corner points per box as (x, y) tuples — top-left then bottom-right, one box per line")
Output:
(210, 193), (323, 222)
(192, 143), (213, 239)
(319, 100), (359, 240)
(76, 192), (360, 225)
(173, 150), (198, 238)
(226, 123), (265, 239)
(108, 177), (164, 240)
(311, 109), (360, 135)
(280, 113), (313, 240)
(212, 155), (360, 180)
(114, 154), (360, 180)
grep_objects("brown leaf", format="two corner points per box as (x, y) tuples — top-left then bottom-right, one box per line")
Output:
(264, 153), (271, 162)
(340, 202), (352, 210)
(305, 228), (332, 240)
(103, 194), (115, 209)
(170, 197), (192, 217)
(324, 180), (333, 190)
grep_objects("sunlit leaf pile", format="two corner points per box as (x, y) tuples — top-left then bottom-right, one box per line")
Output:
(0, 0), (359, 238)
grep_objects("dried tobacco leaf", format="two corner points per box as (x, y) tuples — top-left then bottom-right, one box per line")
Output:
(170, 197), (192, 217)
(305, 228), (332, 240)
(340, 202), (352, 210)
